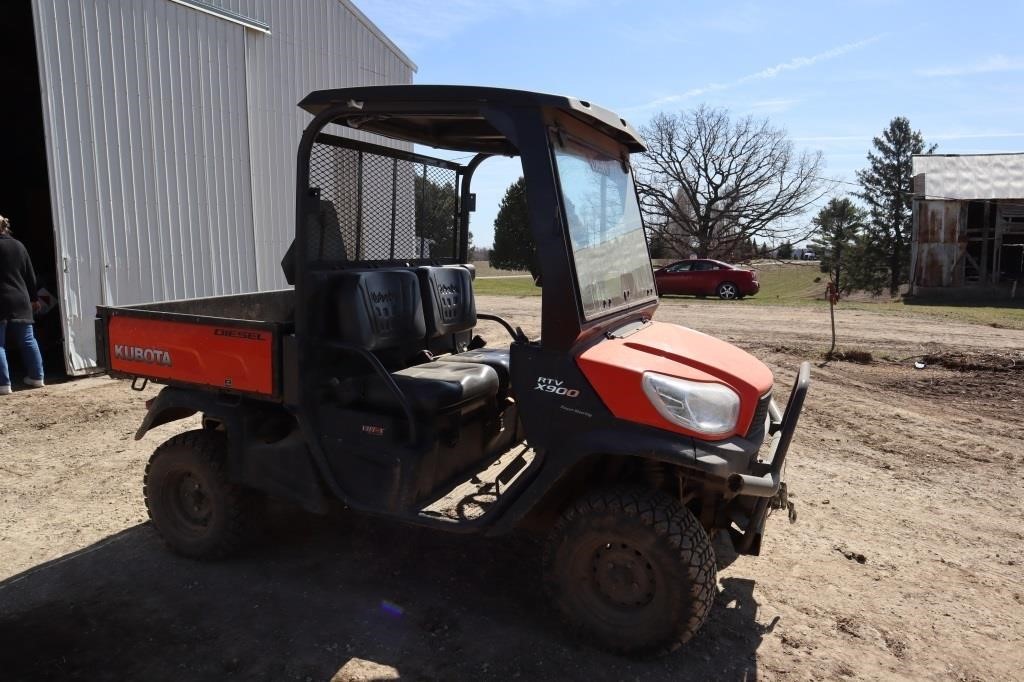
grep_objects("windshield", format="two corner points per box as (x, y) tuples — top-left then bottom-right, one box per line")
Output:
(554, 138), (656, 320)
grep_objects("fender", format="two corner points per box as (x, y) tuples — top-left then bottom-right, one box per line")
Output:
(135, 386), (244, 440)
(486, 420), (762, 535)
(135, 387), (328, 513)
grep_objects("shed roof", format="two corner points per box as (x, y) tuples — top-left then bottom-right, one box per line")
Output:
(913, 152), (1024, 200)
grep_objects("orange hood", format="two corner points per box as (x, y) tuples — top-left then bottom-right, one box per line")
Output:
(577, 321), (773, 440)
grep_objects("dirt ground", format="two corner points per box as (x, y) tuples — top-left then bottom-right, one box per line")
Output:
(1, 296), (1022, 681)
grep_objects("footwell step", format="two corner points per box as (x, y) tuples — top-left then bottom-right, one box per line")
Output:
(419, 445), (535, 522)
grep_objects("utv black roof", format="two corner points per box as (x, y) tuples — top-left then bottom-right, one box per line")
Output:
(298, 85), (645, 155)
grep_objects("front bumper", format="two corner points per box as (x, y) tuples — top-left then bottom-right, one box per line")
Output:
(728, 362), (810, 498)
(728, 361), (810, 554)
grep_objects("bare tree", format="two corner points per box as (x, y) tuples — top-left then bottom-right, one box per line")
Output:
(634, 106), (830, 260)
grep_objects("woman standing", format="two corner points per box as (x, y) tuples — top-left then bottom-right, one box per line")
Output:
(0, 215), (45, 394)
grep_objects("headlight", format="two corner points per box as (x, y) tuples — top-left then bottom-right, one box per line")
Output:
(641, 373), (740, 436)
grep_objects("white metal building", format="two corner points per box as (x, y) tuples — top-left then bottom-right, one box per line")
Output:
(0, 0), (414, 374)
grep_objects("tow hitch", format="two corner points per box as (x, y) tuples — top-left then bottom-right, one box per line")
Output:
(771, 481), (797, 523)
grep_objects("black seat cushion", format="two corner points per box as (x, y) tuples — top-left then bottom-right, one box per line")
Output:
(335, 269), (426, 352)
(416, 266), (476, 338)
(437, 348), (511, 394)
(364, 361), (499, 413)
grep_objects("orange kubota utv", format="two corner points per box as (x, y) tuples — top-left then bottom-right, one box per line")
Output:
(97, 86), (809, 655)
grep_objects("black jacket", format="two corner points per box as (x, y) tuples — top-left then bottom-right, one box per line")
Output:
(0, 234), (38, 323)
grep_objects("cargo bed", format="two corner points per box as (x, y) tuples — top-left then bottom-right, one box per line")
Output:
(96, 290), (293, 398)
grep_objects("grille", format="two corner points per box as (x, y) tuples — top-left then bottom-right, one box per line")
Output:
(307, 135), (463, 264)
(745, 391), (773, 443)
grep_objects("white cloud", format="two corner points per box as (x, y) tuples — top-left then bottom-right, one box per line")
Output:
(792, 134), (873, 143)
(748, 98), (800, 113)
(930, 131), (1024, 141)
(702, 3), (764, 35)
(625, 35), (884, 113)
(793, 131), (1024, 145)
(917, 55), (1024, 78)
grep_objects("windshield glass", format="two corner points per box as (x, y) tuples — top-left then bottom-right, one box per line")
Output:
(554, 138), (656, 320)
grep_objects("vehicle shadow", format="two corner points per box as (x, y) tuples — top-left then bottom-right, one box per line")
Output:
(0, 508), (774, 681)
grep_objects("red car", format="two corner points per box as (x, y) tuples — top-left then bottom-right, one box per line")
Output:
(654, 259), (759, 300)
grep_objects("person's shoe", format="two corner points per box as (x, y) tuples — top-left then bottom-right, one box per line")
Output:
(23, 377), (44, 388)
(0, 385), (11, 395)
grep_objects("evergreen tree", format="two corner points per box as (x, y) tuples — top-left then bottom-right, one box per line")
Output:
(810, 197), (867, 294)
(856, 117), (935, 295)
(646, 229), (669, 259)
(415, 174), (458, 258)
(489, 177), (537, 275)
(777, 241), (794, 259)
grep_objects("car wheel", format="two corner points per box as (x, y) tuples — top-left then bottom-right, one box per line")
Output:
(543, 488), (717, 656)
(716, 282), (739, 300)
(144, 430), (261, 559)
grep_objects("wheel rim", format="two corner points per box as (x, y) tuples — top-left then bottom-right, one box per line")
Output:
(591, 542), (656, 608)
(164, 471), (213, 535)
(719, 283), (737, 299)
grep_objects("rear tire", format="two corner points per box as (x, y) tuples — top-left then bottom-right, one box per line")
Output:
(543, 488), (717, 656)
(716, 281), (739, 300)
(144, 430), (258, 559)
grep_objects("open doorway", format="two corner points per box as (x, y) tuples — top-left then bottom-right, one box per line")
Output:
(0, 1), (64, 378)
(1001, 235), (1024, 284)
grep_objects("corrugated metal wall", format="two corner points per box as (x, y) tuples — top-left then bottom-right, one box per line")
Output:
(914, 153), (1024, 201)
(31, 0), (414, 373)
(912, 200), (966, 288)
(225, 0), (416, 288)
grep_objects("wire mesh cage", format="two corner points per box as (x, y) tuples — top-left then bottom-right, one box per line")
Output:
(306, 134), (464, 265)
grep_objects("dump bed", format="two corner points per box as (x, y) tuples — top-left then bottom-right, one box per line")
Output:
(95, 290), (293, 399)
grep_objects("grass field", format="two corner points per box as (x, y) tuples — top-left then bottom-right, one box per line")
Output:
(472, 260), (1024, 329)
(471, 261), (529, 278)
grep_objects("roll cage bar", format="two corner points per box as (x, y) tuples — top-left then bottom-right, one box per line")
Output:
(293, 85), (653, 351)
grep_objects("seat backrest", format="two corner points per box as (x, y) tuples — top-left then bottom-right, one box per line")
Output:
(416, 265), (476, 339)
(313, 199), (347, 261)
(281, 198), (348, 285)
(335, 269), (425, 353)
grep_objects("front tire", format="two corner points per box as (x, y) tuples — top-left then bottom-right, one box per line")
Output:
(716, 281), (739, 300)
(543, 488), (717, 656)
(144, 430), (258, 559)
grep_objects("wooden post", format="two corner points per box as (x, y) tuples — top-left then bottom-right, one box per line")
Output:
(827, 282), (837, 359)
(909, 198), (920, 295)
(993, 205), (1004, 286)
(980, 201), (990, 285)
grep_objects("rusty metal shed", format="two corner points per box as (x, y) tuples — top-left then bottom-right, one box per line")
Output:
(911, 153), (1024, 292)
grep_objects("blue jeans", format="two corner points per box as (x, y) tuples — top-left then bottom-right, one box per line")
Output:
(0, 321), (44, 387)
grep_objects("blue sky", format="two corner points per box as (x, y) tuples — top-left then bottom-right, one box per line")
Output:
(355, 0), (1024, 248)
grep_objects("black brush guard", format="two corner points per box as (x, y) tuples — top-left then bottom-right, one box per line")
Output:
(729, 361), (810, 554)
